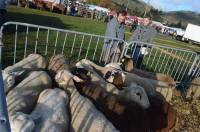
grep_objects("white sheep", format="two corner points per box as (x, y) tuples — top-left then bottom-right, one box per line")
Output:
(9, 88), (69, 132)
(30, 88), (69, 132)
(10, 112), (35, 132)
(3, 54), (48, 93)
(6, 71), (52, 117)
(55, 70), (119, 132)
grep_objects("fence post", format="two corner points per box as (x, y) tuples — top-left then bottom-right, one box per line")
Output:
(0, 25), (11, 132)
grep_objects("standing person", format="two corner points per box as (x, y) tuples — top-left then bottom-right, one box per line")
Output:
(102, 10), (127, 63)
(0, 0), (7, 27)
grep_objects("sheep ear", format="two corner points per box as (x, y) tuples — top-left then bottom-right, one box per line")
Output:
(73, 76), (84, 83)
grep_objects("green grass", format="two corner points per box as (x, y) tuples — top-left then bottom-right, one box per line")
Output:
(2, 5), (199, 82)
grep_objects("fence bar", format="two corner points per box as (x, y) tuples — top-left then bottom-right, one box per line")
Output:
(85, 36), (93, 59)
(174, 51), (187, 80)
(92, 37), (100, 60)
(166, 50), (178, 75)
(0, 26), (11, 132)
(176, 53), (191, 81)
(169, 51), (183, 77)
(191, 57), (200, 77)
(163, 49), (174, 74)
(145, 46), (153, 69)
(158, 48), (168, 73)
(61, 32), (68, 55)
(13, 25), (18, 64)
(180, 54), (195, 82)
(34, 27), (40, 53)
(45, 29), (50, 56)
(154, 48), (164, 72)
(70, 34), (77, 57)
(78, 35), (85, 60)
(53, 31), (59, 55)
(150, 48), (158, 69)
(24, 26), (29, 58)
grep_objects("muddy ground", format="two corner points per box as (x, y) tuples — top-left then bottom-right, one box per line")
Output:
(171, 95), (200, 132)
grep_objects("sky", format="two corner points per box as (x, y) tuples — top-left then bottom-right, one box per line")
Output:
(141, 0), (200, 13)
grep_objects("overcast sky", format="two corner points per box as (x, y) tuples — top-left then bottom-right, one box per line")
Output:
(141, 0), (200, 13)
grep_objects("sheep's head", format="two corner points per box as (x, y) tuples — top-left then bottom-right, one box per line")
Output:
(122, 83), (150, 109)
(104, 69), (125, 89)
(74, 68), (91, 81)
(10, 112), (35, 132)
(55, 70), (84, 89)
(121, 55), (134, 72)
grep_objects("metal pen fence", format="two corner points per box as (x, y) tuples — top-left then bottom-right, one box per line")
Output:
(0, 22), (125, 68)
(121, 41), (200, 85)
(0, 22), (200, 132)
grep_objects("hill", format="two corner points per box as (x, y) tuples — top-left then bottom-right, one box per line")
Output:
(112, 0), (151, 16)
(162, 11), (200, 28)
(112, 0), (200, 28)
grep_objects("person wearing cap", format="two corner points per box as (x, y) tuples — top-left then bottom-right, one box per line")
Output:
(102, 10), (127, 63)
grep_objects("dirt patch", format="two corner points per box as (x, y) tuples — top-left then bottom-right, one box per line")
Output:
(171, 95), (200, 132)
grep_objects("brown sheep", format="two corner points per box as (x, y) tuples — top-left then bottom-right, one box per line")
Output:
(121, 56), (176, 86)
(74, 68), (150, 109)
(120, 56), (176, 101)
(73, 74), (177, 132)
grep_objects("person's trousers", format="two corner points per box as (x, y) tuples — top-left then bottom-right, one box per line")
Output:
(0, 9), (6, 27)
(101, 42), (121, 63)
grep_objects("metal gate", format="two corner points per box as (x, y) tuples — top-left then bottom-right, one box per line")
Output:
(0, 22), (125, 68)
(121, 41), (200, 85)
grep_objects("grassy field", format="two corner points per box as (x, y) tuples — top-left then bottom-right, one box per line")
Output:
(1, 5), (199, 82)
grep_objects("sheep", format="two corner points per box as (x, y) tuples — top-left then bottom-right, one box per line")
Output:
(75, 68), (150, 109)
(186, 77), (200, 100)
(4, 54), (47, 74)
(121, 56), (176, 87)
(120, 56), (176, 101)
(73, 79), (150, 132)
(48, 54), (70, 78)
(67, 70), (177, 132)
(30, 88), (69, 132)
(76, 59), (155, 96)
(6, 71), (52, 117)
(76, 59), (120, 77)
(146, 95), (177, 131)
(9, 88), (69, 132)
(55, 70), (119, 132)
(10, 112), (35, 132)
(76, 60), (122, 92)
(3, 54), (48, 93)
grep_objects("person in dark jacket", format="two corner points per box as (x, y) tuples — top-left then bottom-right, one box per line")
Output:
(102, 10), (127, 63)
(0, 0), (15, 27)
(0, 0), (7, 27)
